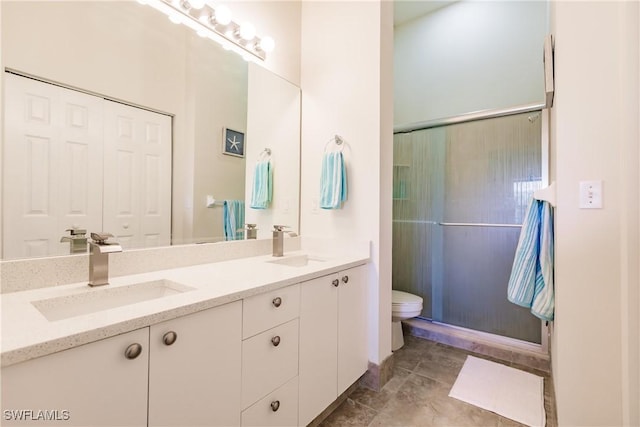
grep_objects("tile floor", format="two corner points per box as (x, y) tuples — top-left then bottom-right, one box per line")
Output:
(320, 335), (557, 427)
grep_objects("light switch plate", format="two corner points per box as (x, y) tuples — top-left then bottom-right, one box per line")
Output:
(579, 180), (603, 209)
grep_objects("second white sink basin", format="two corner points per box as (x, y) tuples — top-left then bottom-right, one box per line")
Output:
(32, 279), (196, 321)
(267, 254), (327, 267)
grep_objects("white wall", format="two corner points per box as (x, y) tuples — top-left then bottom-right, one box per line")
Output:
(229, 1), (301, 87)
(550, 1), (640, 425)
(300, 1), (394, 365)
(245, 63), (301, 237)
(190, 37), (248, 243)
(394, 0), (547, 126)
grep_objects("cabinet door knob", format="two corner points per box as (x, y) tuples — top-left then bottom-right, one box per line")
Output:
(163, 331), (178, 346)
(272, 297), (282, 308)
(271, 335), (281, 347)
(342, 275), (349, 284)
(332, 279), (339, 287)
(124, 343), (142, 360)
(270, 400), (280, 412)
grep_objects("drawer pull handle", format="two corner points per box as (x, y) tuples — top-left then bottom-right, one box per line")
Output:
(163, 331), (178, 346)
(342, 275), (349, 284)
(271, 400), (280, 412)
(124, 343), (142, 360)
(272, 297), (282, 308)
(332, 279), (339, 287)
(271, 335), (281, 347)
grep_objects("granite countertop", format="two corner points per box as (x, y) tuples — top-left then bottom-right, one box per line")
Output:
(1, 249), (369, 367)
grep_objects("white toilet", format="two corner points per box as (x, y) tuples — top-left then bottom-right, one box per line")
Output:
(392, 290), (423, 351)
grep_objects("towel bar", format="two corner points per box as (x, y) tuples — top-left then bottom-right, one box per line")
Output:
(438, 222), (522, 228)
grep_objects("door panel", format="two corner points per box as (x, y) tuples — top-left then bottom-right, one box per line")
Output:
(103, 101), (171, 249)
(3, 73), (103, 259)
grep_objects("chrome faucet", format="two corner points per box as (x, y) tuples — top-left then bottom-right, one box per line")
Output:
(245, 224), (258, 240)
(88, 232), (122, 287)
(272, 225), (288, 257)
(60, 228), (88, 254)
(272, 225), (297, 257)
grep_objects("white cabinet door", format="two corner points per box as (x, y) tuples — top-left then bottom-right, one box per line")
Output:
(3, 72), (103, 259)
(298, 273), (339, 427)
(148, 301), (242, 427)
(299, 266), (369, 425)
(103, 100), (171, 250)
(1, 328), (149, 427)
(337, 265), (368, 394)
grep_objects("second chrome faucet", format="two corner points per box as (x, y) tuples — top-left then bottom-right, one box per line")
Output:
(88, 232), (122, 287)
(272, 225), (297, 257)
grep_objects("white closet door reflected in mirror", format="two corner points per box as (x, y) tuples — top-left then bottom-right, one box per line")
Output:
(3, 73), (171, 259)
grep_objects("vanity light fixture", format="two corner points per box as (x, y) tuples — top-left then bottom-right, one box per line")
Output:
(143, 0), (274, 61)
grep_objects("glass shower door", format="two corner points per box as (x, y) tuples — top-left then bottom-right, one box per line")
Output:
(392, 112), (543, 343)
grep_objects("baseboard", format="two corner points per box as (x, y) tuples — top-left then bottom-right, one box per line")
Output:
(360, 354), (395, 391)
(403, 318), (550, 373)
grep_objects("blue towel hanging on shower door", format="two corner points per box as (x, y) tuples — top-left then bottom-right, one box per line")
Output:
(507, 199), (554, 321)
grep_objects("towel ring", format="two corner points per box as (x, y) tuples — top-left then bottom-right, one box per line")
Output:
(257, 148), (272, 162)
(323, 135), (345, 153)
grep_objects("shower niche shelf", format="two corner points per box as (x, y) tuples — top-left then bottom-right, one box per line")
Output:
(393, 165), (410, 200)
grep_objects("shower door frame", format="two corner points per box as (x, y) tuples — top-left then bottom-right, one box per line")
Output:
(393, 101), (551, 355)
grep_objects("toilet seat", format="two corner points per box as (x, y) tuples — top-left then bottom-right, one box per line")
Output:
(392, 290), (423, 306)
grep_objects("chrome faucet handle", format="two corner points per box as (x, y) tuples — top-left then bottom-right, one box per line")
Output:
(90, 232), (115, 245)
(66, 228), (87, 236)
(273, 225), (290, 232)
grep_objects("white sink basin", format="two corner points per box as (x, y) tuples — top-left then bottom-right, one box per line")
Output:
(267, 254), (327, 267)
(32, 279), (196, 321)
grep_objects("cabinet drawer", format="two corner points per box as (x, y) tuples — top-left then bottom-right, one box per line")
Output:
(241, 376), (298, 427)
(242, 319), (299, 409)
(243, 284), (300, 339)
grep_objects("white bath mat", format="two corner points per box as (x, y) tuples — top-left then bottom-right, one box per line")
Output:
(449, 355), (545, 427)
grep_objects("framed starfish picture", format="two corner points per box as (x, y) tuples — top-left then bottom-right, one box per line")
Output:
(222, 128), (245, 158)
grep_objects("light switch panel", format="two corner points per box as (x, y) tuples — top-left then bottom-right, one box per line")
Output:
(579, 180), (603, 209)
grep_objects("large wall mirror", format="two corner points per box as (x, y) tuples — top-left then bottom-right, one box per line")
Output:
(1, 1), (301, 260)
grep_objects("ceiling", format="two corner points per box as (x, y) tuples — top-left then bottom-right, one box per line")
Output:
(393, 1), (458, 27)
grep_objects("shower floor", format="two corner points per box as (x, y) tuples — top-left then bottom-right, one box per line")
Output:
(319, 335), (557, 427)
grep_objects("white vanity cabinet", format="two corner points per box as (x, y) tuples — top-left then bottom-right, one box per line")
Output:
(148, 300), (242, 427)
(241, 284), (300, 426)
(298, 265), (368, 426)
(1, 301), (242, 427)
(1, 328), (149, 427)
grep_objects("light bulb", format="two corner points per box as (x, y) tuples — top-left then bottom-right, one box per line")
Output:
(189, 0), (205, 9)
(239, 22), (256, 40)
(259, 36), (275, 52)
(199, 13), (211, 25)
(214, 5), (232, 25)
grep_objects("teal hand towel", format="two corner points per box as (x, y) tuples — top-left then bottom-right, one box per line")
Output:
(320, 152), (347, 209)
(250, 160), (272, 209)
(507, 199), (554, 321)
(223, 200), (245, 241)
